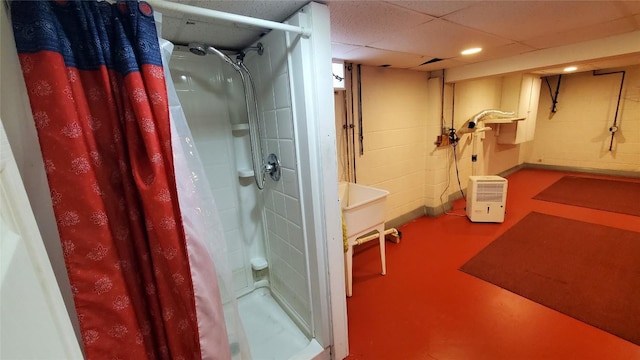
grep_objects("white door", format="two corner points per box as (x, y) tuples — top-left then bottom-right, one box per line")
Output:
(0, 118), (83, 359)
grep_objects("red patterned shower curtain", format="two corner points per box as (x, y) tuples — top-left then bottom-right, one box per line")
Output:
(10, 1), (228, 358)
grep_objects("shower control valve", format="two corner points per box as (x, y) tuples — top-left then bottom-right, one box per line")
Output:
(263, 153), (281, 181)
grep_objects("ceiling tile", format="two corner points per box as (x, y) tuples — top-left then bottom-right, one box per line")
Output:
(409, 59), (467, 72)
(336, 46), (436, 68)
(523, 16), (638, 49)
(327, 1), (434, 46)
(443, 1), (632, 42)
(331, 42), (361, 59)
(370, 18), (512, 59)
(386, 1), (477, 17)
(453, 42), (537, 64)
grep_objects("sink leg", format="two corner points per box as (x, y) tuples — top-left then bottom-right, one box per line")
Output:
(378, 224), (386, 275)
(345, 244), (353, 297)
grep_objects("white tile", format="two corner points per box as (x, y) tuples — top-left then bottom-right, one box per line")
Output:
(225, 229), (242, 252)
(264, 110), (278, 139)
(232, 269), (249, 292)
(274, 73), (291, 109)
(204, 164), (233, 189)
(266, 139), (280, 157)
(285, 196), (302, 227)
(274, 214), (289, 242)
(276, 108), (293, 139)
(272, 190), (286, 218)
(289, 248), (307, 279)
(279, 139), (296, 169)
(265, 209), (277, 231)
(287, 223), (305, 253)
(229, 248), (246, 271)
(281, 168), (299, 199)
(218, 208), (240, 231)
(212, 187), (237, 211)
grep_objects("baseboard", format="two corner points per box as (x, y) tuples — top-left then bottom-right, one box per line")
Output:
(385, 206), (425, 230)
(519, 163), (640, 178)
(498, 164), (527, 178)
(388, 163), (639, 228)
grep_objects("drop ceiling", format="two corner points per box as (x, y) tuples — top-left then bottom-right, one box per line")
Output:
(156, 0), (640, 78)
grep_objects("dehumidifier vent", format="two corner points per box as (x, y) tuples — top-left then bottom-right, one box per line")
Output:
(476, 182), (506, 203)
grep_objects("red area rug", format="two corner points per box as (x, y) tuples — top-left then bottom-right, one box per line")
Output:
(533, 176), (640, 216)
(461, 212), (640, 346)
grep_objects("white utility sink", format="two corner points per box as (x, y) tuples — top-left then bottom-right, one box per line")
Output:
(339, 182), (389, 297)
(339, 182), (389, 237)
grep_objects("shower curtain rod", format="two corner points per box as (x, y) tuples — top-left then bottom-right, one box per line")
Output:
(146, 0), (312, 38)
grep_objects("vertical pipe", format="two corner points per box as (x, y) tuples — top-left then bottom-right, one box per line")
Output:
(348, 63), (357, 182)
(357, 64), (364, 156)
(551, 74), (562, 113)
(593, 70), (626, 151)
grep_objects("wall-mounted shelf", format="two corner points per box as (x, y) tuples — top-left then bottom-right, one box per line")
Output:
(231, 123), (250, 132)
(482, 117), (526, 124)
(238, 168), (255, 178)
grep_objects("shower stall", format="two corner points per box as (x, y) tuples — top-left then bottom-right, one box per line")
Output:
(156, 2), (347, 358)
(162, 3), (346, 357)
(0, 1), (346, 359)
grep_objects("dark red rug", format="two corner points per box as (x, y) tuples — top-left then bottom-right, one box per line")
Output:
(533, 176), (640, 217)
(460, 212), (640, 345)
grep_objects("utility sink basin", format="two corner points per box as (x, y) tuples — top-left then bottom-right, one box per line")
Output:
(339, 182), (389, 238)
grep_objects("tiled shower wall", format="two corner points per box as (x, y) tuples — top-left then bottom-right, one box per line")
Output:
(168, 31), (312, 333)
(169, 50), (258, 295)
(244, 30), (312, 333)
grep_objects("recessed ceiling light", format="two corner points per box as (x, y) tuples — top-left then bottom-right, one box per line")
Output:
(564, 66), (578, 72)
(461, 47), (482, 55)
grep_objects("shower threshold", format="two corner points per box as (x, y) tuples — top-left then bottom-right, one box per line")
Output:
(238, 287), (309, 359)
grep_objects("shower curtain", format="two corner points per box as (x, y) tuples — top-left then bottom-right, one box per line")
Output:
(10, 1), (234, 359)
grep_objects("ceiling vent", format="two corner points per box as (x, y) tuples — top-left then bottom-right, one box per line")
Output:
(420, 58), (443, 66)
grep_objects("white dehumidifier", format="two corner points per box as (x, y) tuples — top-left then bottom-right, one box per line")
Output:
(466, 175), (508, 223)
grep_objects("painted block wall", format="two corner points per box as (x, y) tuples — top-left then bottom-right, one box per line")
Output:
(444, 76), (508, 202)
(529, 65), (640, 171)
(424, 77), (449, 209)
(356, 66), (429, 220)
(354, 68), (520, 213)
(244, 31), (313, 332)
(352, 64), (639, 224)
(354, 69), (535, 215)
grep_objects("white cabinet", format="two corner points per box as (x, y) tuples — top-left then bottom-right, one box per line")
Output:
(496, 73), (541, 144)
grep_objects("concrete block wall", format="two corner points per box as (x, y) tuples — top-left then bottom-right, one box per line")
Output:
(349, 64), (640, 225)
(355, 66), (429, 221)
(529, 65), (640, 171)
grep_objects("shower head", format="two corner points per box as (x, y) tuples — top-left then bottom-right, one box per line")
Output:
(188, 42), (207, 56)
(205, 46), (238, 68)
(188, 42), (240, 70)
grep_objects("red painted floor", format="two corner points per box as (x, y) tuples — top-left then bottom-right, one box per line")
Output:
(344, 168), (640, 360)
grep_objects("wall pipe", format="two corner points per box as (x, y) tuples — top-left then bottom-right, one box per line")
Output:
(357, 64), (364, 156)
(544, 74), (562, 113)
(592, 70), (626, 151)
(354, 228), (400, 246)
(147, 0), (312, 38)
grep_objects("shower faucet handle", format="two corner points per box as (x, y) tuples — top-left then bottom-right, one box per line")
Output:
(263, 153), (281, 182)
